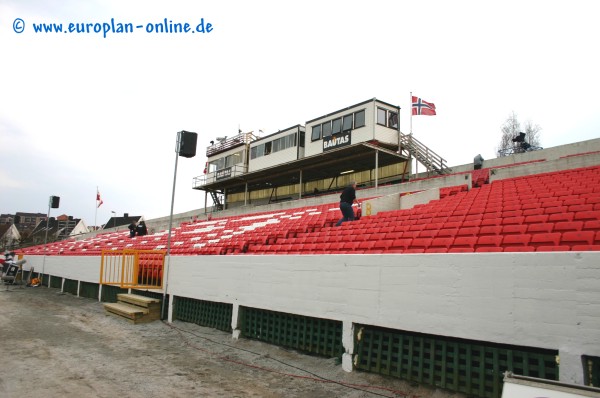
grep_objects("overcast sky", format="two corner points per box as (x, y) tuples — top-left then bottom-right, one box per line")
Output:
(1, 0), (599, 226)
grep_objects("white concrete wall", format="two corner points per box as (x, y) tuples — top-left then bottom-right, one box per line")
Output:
(490, 152), (600, 183)
(166, 252), (599, 384)
(26, 250), (600, 384)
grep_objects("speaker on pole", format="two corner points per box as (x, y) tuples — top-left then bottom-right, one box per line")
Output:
(178, 130), (198, 158)
(50, 196), (60, 208)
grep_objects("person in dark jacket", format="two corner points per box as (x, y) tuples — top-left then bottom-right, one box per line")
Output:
(128, 222), (137, 238)
(335, 181), (358, 226)
(136, 221), (148, 236)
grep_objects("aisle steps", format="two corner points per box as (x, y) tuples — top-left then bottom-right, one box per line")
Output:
(104, 293), (161, 324)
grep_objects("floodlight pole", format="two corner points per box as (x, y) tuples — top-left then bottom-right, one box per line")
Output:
(41, 196), (52, 284)
(161, 130), (197, 320)
(162, 142), (179, 320)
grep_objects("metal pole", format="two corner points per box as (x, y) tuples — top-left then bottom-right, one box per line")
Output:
(162, 133), (180, 320)
(41, 197), (51, 284)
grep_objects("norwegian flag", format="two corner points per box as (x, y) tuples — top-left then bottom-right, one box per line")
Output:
(97, 190), (104, 208)
(412, 96), (437, 116)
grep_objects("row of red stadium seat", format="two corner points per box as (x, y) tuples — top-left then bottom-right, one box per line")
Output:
(17, 165), (600, 256)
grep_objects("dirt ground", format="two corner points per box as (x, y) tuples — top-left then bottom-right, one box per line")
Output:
(0, 284), (465, 398)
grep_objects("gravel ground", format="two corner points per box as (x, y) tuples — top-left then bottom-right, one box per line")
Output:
(0, 284), (465, 398)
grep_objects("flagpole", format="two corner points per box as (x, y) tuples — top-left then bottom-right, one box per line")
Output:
(410, 92), (416, 176)
(410, 91), (413, 135)
(95, 186), (98, 231)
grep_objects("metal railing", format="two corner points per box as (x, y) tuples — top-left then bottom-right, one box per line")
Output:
(399, 132), (452, 175)
(100, 249), (166, 289)
(193, 164), (247, 188)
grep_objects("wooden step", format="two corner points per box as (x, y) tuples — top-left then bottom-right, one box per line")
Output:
(104, 294), (162, 324)
(117, 293), (161, 309)
(104, 302), (154, 324)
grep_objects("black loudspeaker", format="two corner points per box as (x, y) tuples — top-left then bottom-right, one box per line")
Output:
(178, 130), (198, 158)
(50, 196), (60, 208)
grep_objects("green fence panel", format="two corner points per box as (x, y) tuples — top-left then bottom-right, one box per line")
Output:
(50, 275), (62, 289)
(355, 325), (558, 398)
(79, 281), (100, 300)
(241, 307), (343, 358)
(585, 356), (600, 387)
(101, 284), (128, 302)
(63, 279), (78, 295)
(173, 296), (232, 332)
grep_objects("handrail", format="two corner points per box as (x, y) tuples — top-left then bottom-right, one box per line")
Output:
(399, 132), (452, 175)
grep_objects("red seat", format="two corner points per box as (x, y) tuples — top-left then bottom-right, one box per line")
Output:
(372, 239), (393, 250)
(523, 208), (544, 216)
(479, 225), (502, 236)
(357, 241), (375, 251)
(503, 246), (535, 252)
(475, 235), (503, 250)
(391, 238), (412, 251)
(548, 212), (574, 222)
(456, 227), (480, 236)
(475, 246), (504, 252)
(570, 204), (594, 213)
(480, 218), (502, 227)
(553, 221), (584, 232)
(502, 234), (531, 247)
(530, 233), (561, 248)
(418, 229), (438, 238)
(437, 228), (459, 237)
(574, 210), (600, 221)
(545, 206), (567, 215)
(527, 223), (554, 234)
(448, 247), (475, 253)
(429, 237), (454, 251)
(561, 231), (595, 247)
(451, 236), (477, 250)
(571, 245), (600, 251)
(536, 245), (570, 252)
(583, 220), (600, 230)
(502, 216), (525, 225)
(410, 238), (433, 251)
(502, 224), (528, 235)
(524, 214), (549, 224)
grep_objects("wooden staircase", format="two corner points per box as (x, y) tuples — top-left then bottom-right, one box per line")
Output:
(103, 293), (161, 324)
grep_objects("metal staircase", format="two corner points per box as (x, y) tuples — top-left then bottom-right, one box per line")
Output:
(209, 190), (224, 210)
(399, 132), (452, 175)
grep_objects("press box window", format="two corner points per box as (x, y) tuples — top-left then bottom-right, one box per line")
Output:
(354, 110), (365, 128)
(343, 114), (353, 131)
(377, 107), (387, 126)
(388, 111), (398, 129)
(332, 118), (342, 135)
(311, 125), (321, 141)
(322, 121), (332, 138)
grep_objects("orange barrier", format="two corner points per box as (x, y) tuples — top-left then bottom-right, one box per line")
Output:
(100, 250), (166, 289)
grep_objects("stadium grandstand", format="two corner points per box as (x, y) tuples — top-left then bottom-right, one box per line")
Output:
(13, 98), (600, 398)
